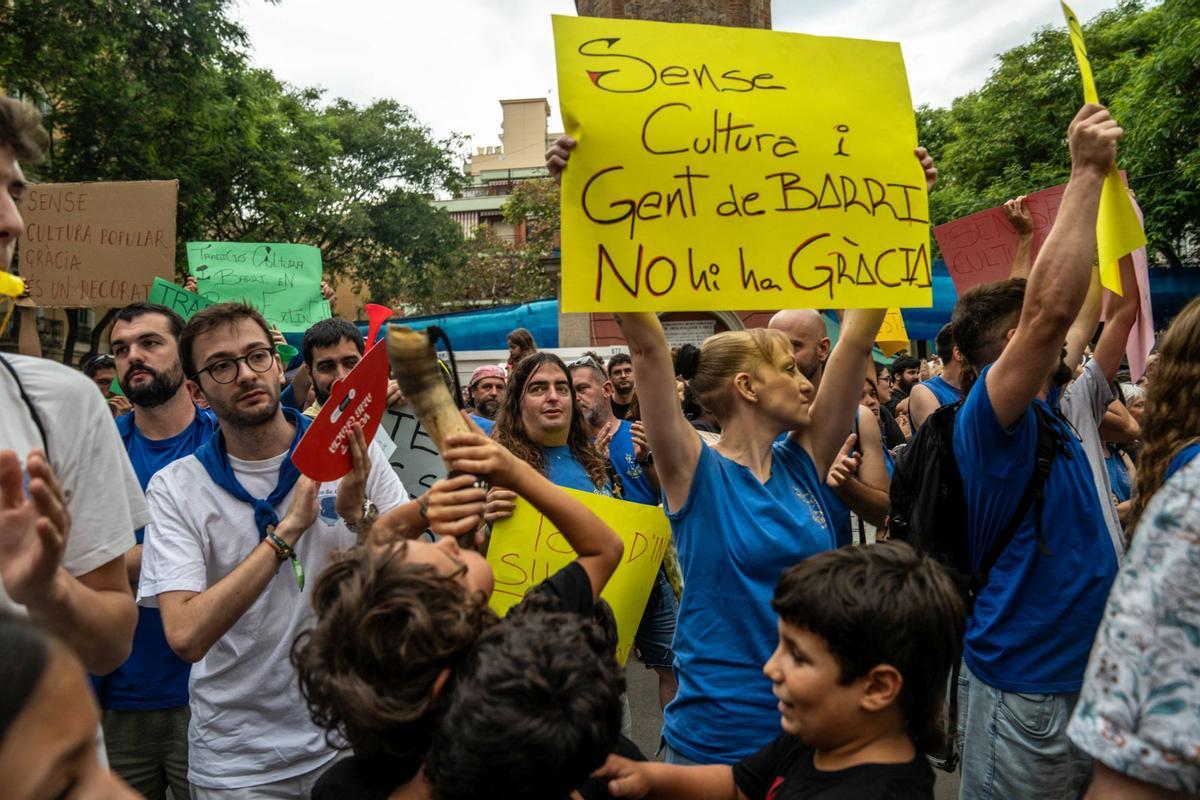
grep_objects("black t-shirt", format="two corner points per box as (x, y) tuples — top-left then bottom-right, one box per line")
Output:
(611, 398), (632, 420)
(733, 735), (934, 800)
(312, 752), (419, 800)
(509, 560), (595, 618)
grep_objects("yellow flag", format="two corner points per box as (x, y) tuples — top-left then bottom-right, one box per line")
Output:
(876, 308), (909, 357)
(486, 489), (672, 665)
(1060, 1), (1146, 295)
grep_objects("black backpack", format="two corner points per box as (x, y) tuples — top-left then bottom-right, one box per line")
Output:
(888, 399), (1062, 610)
(886, 398), (1063, 771)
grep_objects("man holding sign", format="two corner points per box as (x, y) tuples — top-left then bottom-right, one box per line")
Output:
(137, 303), (409, 796)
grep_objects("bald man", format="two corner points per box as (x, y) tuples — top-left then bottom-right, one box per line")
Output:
(767, 309), (830, 383)
(768, 311), (890, 545)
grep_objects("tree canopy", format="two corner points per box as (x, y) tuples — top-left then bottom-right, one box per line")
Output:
(0, 0), (468, 306)
(921, 0), (1200, 267)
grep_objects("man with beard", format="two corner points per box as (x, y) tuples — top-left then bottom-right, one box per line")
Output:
(950, 104), (1130, 799)
(607, 353), (636, 420)
(886, 355), (921, 413)
(98, 302), (219, 799)
(300, 318), (403, 417)
(138, 303), (415, 797)
(466, 364), (506, 434)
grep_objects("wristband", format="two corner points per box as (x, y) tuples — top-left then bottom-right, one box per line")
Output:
(265, 531), (305, 591)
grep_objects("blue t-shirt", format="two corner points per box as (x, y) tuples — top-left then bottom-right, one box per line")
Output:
(94, 407), (218, 710)
(953, 366), (1118, 694)
(544, 445), (611, 495)
(608, 420), (658, 506)
(470, 414), (495, 435)
(1105, 445), (1132, 503)
(664, 437), (833, 764)
(923, 375), (964, 407)
(279, 381), (301, 412)
(1166, 443), (1200, 482)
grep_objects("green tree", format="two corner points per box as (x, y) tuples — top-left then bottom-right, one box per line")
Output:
(920, 0), (1199, 265)
(0, 0), (468, 355)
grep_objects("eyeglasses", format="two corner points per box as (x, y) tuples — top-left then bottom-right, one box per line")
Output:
(193, 347), (276, 384)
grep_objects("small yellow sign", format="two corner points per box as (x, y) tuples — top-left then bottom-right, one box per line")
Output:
(1061, 1), (1146, 295)
(876, 308), (909, 357)
(487, 489), (672, 665)
(553, 14), (932, 312)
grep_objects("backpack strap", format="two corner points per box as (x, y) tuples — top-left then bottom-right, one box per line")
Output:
(942, 403), (1061, 774)
(970, 402), (1061, 599)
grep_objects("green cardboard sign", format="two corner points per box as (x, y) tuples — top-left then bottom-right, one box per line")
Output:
(186, 242), (331, 332)
(148, 277), (214, 321)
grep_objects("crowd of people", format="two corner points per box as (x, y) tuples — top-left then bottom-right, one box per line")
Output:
(2, 87), (1198, 800)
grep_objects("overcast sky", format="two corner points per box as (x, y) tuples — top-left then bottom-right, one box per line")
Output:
(233, 0), (1119, 153)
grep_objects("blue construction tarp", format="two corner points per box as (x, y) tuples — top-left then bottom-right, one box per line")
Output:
(358, 300), (558, 352)
(292, 261), (1196, 356)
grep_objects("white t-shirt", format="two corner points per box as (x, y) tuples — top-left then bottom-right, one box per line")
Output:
(138, 440), (407, 789)
(1060, 358), (1124, 558)
(0, 353), (145, 614)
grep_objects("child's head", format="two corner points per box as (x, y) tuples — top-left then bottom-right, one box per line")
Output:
(292, 545), (497, 768)
(425, 611), (624, 800)
(360, 511), (495, 598)
(766, 542), (964, 754)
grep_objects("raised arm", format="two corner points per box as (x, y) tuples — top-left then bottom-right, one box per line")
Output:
(805, 308), (886, 475)
(987, 105), (1120, 429)
(1091, 253), (1140, 382)
(1005, 196), (1035, 280)
(613, 312), (702, 513)
(433, 432), (623, 600)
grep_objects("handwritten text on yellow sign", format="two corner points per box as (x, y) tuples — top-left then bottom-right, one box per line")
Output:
(487, 489), (671, 665)
(553, 15), (932, 312)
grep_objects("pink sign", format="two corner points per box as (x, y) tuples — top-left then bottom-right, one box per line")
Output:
(933, 183), (1067, 294)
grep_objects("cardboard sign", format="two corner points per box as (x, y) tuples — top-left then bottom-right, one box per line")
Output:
(553, 15), (931, 312)
(379, 406), (448, 493)
(19, 180), (177, 307)
(932, 183), (1068, 294)
(186, 241), (331, 332)
(1061, 1), (1146, 294)
(487, 490), (672, 664)
(292, 342), (389, 481)
(147, 277), (214, 321)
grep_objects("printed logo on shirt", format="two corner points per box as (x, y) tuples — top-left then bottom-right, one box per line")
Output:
(318, 488), (340, 526)
(767, 776), (785, 800)
(792, 486), (828, 530)
(623, 452), (644, 479)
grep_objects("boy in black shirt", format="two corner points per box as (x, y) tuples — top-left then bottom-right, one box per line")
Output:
(595, 542), (964, 799)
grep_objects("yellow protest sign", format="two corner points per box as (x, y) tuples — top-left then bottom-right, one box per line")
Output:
(486, 489), (671, 665)
(876, 308), (909, 357)
(552, 15), (931, 313)
(1060, 1), (1146, 295)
